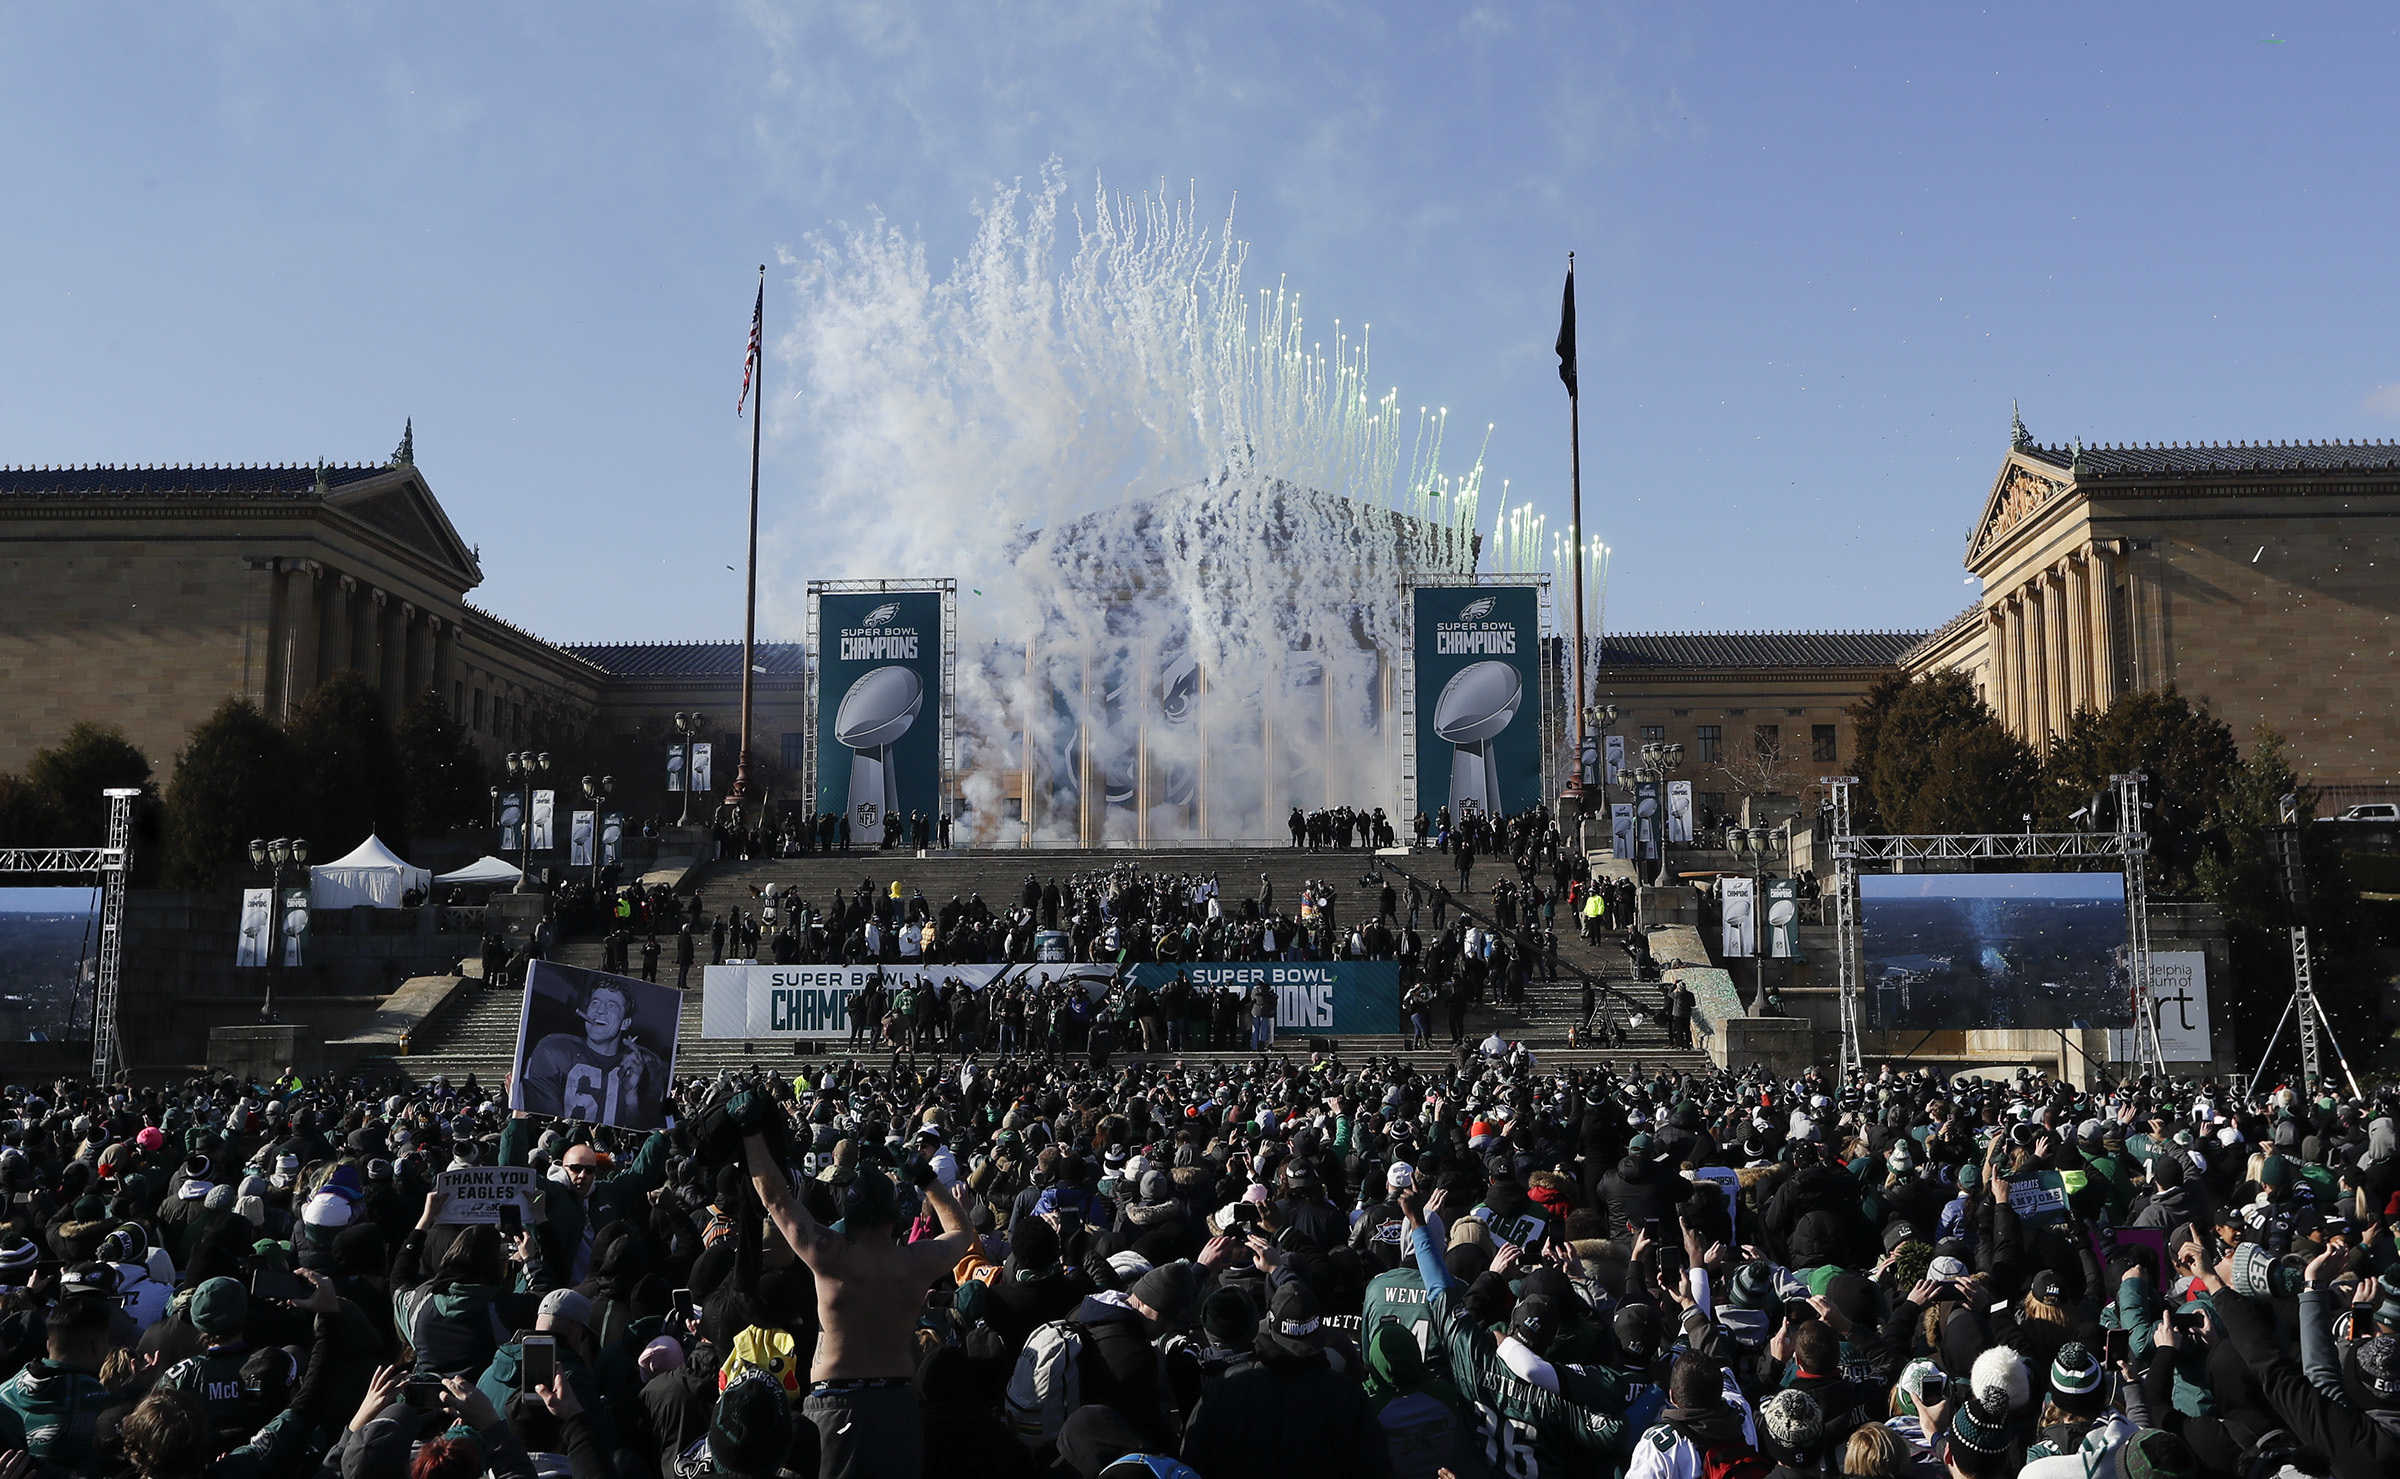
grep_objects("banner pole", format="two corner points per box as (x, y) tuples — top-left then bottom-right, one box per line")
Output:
(1564, 254), (1588, 790)
(731, 264), (765, 818)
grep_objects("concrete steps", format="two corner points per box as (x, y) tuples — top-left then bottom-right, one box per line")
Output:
(387, 847), (1714, 1081)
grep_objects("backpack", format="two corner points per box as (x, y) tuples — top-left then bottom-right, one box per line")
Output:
(1698, 1440), (1774, 1479)
(1376, 1391), (1458, 1479)
(1004, 1318), (1089, 1449)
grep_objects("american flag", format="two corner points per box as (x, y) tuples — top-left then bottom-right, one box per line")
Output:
(738, 276), (763, 416)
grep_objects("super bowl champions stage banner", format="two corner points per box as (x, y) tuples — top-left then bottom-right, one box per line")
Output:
(702, 961), (1403, 1039)
(1412, 583), (1543, 822)
(812, 589), (945, 838)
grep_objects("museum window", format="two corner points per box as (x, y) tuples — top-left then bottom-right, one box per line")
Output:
(781, 732), (805, 772)
(452, 681), (465, 719)
(1696, 725), (1722, 763)
(473, 688), (487, 731)
(1753, 722), (1780, 757)
(1812, 724), (1838, 762)
(1641, 724), (1665, 745)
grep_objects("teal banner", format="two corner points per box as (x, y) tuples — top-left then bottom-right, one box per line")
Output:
(1130, 961), (1402, 1035)
(1412, 585), (1541, 821)
(814, 590), (943, 839)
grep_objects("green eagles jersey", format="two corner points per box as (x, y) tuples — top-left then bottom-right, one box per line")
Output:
(1424, 1273), (1628, 1478)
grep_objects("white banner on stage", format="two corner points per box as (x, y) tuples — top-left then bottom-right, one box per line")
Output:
(701, 962), (1116, 1040)
(2110, 950), (2213, 1063)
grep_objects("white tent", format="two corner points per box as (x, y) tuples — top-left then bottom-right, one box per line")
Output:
(435, 855), (522, 888)
(309, 835), (432, 909)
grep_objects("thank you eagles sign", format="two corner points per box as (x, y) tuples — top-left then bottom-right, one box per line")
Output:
(814, 590), (944, 840)
(1413, 584), (1541, 822)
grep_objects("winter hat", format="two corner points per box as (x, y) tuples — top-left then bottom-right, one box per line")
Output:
(1947, 1397), (2012, 1459)
(1882, 1220), (1920, 1252)
(1506, 1295), (1558, 1356)
(203, 1183), (237, 1213)
(2049, 1342), (2106, 1409)
(1614, 1303), (1663, 1364)
(300, 1191), (354, 1228)
(638, 1336), (684, 1382)
(233, 1194), (266, 1229)
(135, 1127), (165, 1152)
(1926, 1254), (1971, 1285)
(2230, 1241), (2278, 1298)
(2357, 1334), (2400, 1403)
(707, 1372), (793, 1479)
(1759, 1388), (1824, 1461)
(1200, 1285), (1257, 1348)
(190, 1276), (247, 1335)
(538, 1288), (594, 1330)
(1386, 1161), (1415, 1192)
(1970, 1345), (2034, 1416)
(1130, 1262), (1199, 1326)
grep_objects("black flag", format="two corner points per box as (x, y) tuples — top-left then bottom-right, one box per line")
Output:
(1554, 257), (1577, 397)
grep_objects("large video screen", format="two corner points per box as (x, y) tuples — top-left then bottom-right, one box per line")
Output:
(1861, 872), (2131, 1030)
(0, 887), (98, 1043)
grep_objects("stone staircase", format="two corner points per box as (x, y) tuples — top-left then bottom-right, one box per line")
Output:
(386, 847), (1713, 1082)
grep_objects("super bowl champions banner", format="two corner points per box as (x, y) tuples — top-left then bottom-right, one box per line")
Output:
(530, 790), (555, 852)
(1605, 734), (1625, 787)
(691, 742), (713, 794)
(1720, 874), (1757, 957)
(1667, 780), (1694, 844)
(815, 590), (944, 839)
(702, 960), (1402, 1039)
(570, 811), (594, 868)
(1412, 584), (1542, 822)
(1767, 877), (1800, 958)
(1610, 803), (1633, 858)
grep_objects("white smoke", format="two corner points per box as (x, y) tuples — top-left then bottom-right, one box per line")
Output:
(772, 165), (1503, 841)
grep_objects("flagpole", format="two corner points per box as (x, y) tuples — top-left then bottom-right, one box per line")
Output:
(732, 264), (764, 819)
(1563, 253), (1588, 799)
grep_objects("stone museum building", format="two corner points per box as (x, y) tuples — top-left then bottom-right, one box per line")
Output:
(0, 449), (803, 783)
(1596, 417), (2400, 812)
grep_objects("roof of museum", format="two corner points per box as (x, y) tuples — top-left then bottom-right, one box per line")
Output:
(1595, 631), (1928, 670)
(0, 462), (394, 499)
(2020, 439), (2400, 479)
(564, 641), (809, 679)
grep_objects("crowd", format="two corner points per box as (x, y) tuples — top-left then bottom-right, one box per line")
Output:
(0, 1053), (2391, 1479)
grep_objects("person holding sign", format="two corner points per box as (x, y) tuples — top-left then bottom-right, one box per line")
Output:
(520, 973), (667, 1130)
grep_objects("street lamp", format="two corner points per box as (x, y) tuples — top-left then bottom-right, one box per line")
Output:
(506, 751), (550, 893)
(582, 773), (615, 891)
(1728, 825), (1784, 1012)
(674, 711), (708, 827)
(246, 835), (310, 1023)
(1581, 702), (1620, 814)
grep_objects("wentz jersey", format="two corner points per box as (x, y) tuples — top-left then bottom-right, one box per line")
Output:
(1412, 1227), (1627, 1479)
(523, 1032), (665, 1128)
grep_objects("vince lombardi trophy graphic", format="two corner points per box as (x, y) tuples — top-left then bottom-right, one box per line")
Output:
(834, 665), (924, 838)
(1433, 659), (1522, 818)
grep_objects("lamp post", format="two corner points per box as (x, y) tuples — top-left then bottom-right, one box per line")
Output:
(582, 773), (614, 892)
(1580, 702), (1619, 827)
(1728, 824), (1784, 1011)
(674, 711), (708, 827)
(506, 751), (550, 893)
(246, 835), (310, 1023)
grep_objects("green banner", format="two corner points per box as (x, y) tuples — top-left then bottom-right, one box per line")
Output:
(1413, 585), (1541, 821)
(814, 590), (943, 839)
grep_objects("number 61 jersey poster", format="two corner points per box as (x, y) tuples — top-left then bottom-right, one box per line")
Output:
(509, 959), (681, 1131)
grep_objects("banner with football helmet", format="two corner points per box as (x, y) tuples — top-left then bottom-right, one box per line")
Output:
(814, 590), (944, 842)
(1412, 584), (1542, 823)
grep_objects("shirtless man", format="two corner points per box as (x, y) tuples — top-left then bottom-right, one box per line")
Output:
(746, 1114), (971, 1479)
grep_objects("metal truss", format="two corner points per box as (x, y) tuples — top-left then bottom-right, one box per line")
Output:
(1828, 772), (2161, 1084)
(0, 788), (137, 1086)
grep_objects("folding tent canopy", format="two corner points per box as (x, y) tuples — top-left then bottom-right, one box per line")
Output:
(434, 855), (522, 888)
(308, 835), (432, 908)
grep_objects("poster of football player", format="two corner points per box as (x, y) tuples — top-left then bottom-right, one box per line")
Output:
(509, 959), (679, 1131)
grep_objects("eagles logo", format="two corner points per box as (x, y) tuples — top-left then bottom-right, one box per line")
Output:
(1457, 595), (1497, 622)
(861, 602), (902, 626)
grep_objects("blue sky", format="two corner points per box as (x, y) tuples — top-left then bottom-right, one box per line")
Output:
(0, 888), (99, 916)
(3, 3), (2393, 644)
